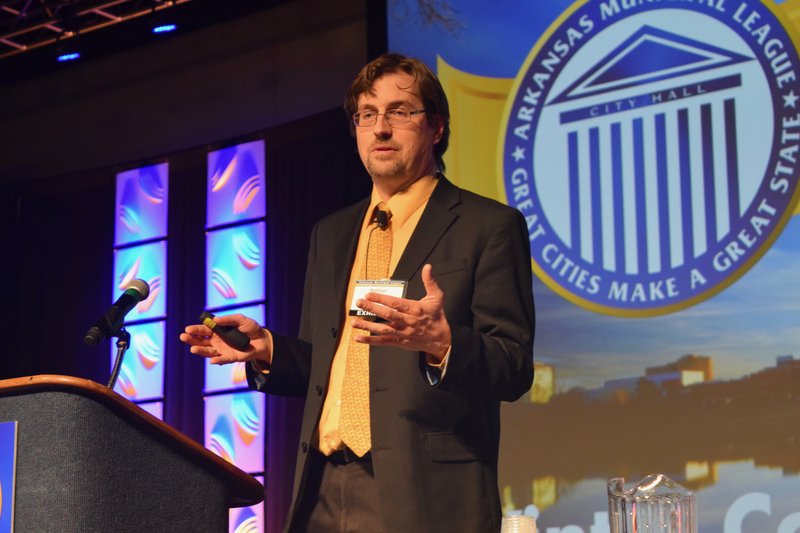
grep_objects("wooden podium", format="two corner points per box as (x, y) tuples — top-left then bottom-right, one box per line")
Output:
(0, 375), (264, 532)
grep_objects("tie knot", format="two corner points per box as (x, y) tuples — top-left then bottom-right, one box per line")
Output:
(373, 203), (392, 228)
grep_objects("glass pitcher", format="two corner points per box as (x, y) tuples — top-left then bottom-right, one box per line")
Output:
(500, 514), (537, 533)
(607, 473), (697, 533)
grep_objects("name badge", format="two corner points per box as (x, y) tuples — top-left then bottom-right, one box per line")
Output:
(349, 279), (407, 318)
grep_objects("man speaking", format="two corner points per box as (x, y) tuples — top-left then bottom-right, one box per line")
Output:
(181, 53), (535, 532)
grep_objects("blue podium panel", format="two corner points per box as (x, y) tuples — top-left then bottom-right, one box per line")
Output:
(0, 421), (18, 533)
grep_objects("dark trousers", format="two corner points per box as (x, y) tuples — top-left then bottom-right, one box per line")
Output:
(292, 449), (384, 533)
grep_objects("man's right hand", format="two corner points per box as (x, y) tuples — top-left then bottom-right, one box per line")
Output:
(179, 313), (273, 366)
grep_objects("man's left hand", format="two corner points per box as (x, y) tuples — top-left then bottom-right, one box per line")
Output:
(352, 263), (451, 361)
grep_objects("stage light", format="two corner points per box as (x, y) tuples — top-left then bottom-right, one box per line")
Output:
(57, 51), (81, 62)
(152, 23), (177, 34)
(150, 2), (179, 36)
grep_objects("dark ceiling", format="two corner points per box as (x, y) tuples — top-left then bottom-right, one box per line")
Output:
(0, 0), (289, 85)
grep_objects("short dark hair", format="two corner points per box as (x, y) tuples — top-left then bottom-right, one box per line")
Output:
(344, 53), (451, 172)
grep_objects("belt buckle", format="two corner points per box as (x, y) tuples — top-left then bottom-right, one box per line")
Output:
(329, 447), (367, 464)
(340, 447), (356, 463)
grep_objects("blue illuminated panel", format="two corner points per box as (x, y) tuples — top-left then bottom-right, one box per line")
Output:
(115, 163), (168, 246)
(207, 140), (266, 228)
(204, 140), (266, 530)
(229, 475), (264, 533)
(137, 401), (164, 421)
(205, 304), (266, 394)
(111, 321), (165, 401)
(206, 222), (266, 309)
(114, 241), (167, 321)
(204, 392), (265, 473)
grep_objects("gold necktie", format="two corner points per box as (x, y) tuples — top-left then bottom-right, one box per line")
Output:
(340, 202), (392, 456)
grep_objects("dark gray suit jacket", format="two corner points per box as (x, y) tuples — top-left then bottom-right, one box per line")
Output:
(248, 177), (534, 532)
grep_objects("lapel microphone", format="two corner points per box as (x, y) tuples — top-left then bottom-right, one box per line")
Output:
(375, 209), (388, 228)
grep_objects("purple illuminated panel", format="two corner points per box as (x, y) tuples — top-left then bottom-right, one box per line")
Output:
(205, 304), (266, 394)
(206, 222), (266, 309)
(115, 163), (168, 246)
(111, 321), (165, 401)
(114, 241), (167, 321)
(207, 140), (266, 228)
(137, 401), (164, 420)
(204, 391), (265, 473)
(229, 475), (264, 533)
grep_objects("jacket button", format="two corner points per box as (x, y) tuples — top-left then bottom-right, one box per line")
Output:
(315, 384), (323, 396)
(330, 327), (338, 338)
(301, 442), (308, 453)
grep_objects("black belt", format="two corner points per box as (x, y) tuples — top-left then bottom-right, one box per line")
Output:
(322, 447), (372, 465)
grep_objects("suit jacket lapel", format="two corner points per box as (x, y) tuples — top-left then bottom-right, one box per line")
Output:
(333, 198), (370, 311)
(392, 177), (461, 282)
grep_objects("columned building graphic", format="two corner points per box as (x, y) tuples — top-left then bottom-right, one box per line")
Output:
(544, 26), (754, 276)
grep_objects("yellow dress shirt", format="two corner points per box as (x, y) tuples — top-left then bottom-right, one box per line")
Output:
(316, 174), (439, 455)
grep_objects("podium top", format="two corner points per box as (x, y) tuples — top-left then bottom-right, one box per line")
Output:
(0, 374), (264, 507)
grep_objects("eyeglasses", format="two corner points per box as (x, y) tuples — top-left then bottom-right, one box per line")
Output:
(352, 109), (427, 127)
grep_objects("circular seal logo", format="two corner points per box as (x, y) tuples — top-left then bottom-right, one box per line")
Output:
(500, 0), (800, 316)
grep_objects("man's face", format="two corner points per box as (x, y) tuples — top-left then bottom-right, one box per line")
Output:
(355, 72), (444, 191)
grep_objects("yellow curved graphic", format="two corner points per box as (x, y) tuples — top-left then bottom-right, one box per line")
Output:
(437, 56), (512, 203)
(782, 0), (800, 23)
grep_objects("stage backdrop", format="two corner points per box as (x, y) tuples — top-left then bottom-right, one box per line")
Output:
(391, 1), (800, 531)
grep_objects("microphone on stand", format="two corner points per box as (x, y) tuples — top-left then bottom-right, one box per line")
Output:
(84, 279), (150, 346)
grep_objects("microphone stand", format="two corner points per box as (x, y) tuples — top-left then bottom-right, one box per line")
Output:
(107, 327), (131, 390)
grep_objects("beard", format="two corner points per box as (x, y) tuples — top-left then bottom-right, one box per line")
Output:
(365, 149), (407, 181)
(366, 157), (405, 181)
